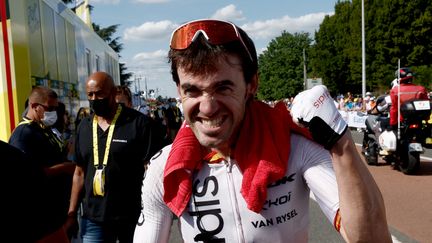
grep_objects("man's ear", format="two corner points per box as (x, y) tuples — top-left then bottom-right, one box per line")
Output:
(246, 73), (259, 98)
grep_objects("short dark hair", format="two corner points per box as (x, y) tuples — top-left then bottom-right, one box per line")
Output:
(168, 25), (258, 85)
(29, 86), (58, 104)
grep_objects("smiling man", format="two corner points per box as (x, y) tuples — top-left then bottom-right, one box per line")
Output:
(134, 19), (391, 243)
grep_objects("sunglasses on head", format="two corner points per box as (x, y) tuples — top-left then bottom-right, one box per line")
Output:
(170, 19), (253, 61)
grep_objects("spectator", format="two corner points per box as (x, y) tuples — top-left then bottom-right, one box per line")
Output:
(9, 86), (75, 241)
(116, 85), (133, 108)
(66, 72), (164, 242)
(1, 140), (70, 242)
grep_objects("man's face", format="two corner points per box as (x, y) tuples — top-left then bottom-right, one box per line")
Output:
(115, 93), (131, 108)
(33, 97), (58, 121)
(177, 54), (256, 152)
(86, 79), (112, 101)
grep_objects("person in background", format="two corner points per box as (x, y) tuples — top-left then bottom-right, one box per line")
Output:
(9, 86), (75, 241)
(1, 140), (70, 243)
(134, 19), (391, 243)
(138, 100), (151, 118)
(337, 95), (345, 110)
(164, 97), (183, 142)
(389, 67), (428, 128)
(75, 107), (91, 131)
(364, 92), (374, 112)
(67, 72), (164, 243)
(116, 85), (133, 108)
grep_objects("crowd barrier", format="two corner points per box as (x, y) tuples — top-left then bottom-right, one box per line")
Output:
(339, 110), (367, 129)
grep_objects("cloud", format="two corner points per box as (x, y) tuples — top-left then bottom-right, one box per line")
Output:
(133, 49), (167, 62)
(130, 50), (169, 78)
(126, 50), (177, 97)
(210, 4), (245, 21)
(241, 12), (333, 40)
(132, 0), (170, 3)
(123, 20), (177, 41)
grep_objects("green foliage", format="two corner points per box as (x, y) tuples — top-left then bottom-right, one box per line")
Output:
(119, 63), (133, 86)
(258, 32), (312, 100)
(92, 23), (124, 53)
(259, 0), (432, 98)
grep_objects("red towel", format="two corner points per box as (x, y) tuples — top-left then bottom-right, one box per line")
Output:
(163, 100), (311, 216)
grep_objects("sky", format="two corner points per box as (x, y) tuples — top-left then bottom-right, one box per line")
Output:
(86, 0), (338, 98)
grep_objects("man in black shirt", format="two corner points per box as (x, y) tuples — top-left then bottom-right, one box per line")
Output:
(0, 140), (66, 242)
(9, 86), (75, 240)
(67, 72), (163, 243)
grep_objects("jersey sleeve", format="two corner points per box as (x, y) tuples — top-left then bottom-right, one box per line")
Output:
(133, 146), (174, 243)
(295, 135), (340, 226)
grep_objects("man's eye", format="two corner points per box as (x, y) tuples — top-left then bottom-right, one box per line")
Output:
(183, 88), (199, 97)
(216, 85), (232, 94)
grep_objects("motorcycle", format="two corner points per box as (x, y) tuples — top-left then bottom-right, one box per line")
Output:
(362, 96), (431, 174)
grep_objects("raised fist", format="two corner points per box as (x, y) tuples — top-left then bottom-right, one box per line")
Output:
(290, 85), (347, 149)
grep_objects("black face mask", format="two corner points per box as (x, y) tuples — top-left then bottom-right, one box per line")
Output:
(89, 98), (111, 117)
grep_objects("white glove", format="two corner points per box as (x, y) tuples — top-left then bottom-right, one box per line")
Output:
(291, 85), (347, 149)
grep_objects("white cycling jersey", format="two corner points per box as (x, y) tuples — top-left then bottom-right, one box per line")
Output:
(134, 134), (339, 243)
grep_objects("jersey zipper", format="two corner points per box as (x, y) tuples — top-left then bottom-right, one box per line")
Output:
(226, 157), (245, 242)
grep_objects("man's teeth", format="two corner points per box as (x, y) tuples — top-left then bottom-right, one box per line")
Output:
(202, 117), (223, 127)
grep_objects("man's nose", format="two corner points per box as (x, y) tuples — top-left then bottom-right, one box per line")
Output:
(199, 92), (218, 116)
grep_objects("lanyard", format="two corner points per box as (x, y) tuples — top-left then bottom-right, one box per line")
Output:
(18, 117), (63, 150)
(92, 105), (122, 167)
(18, 117), (32, 126)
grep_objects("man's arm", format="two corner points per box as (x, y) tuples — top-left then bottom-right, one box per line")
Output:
(44, 162), (76, 176)
(291, 85), (391, 242)
(64, 165), (84, 236)
(68, 165), (84, 215)
(331, 131), (391, 242)
(134, 149), (173, 243)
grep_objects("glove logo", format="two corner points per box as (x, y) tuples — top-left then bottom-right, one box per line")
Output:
(313, 91), (331, 109)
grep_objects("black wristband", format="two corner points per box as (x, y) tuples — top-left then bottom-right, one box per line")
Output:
(309, 116), (348, 150)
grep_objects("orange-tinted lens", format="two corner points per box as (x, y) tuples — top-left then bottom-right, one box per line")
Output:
(171, 20), (240, 49)
(170, 19), (253, 61)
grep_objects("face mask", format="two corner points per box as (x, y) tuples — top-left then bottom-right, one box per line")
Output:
(41, 111), (58, 127)
(89, 98), (111, 117)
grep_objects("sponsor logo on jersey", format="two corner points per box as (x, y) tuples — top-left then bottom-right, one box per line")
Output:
(189, 175), (226, 242)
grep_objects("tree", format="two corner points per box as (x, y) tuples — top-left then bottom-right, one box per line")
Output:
(310, 1), (363, 95)
(258, 32), (312, 100)
(309, 0), (432, 95)
(120, 63), (133, 85)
